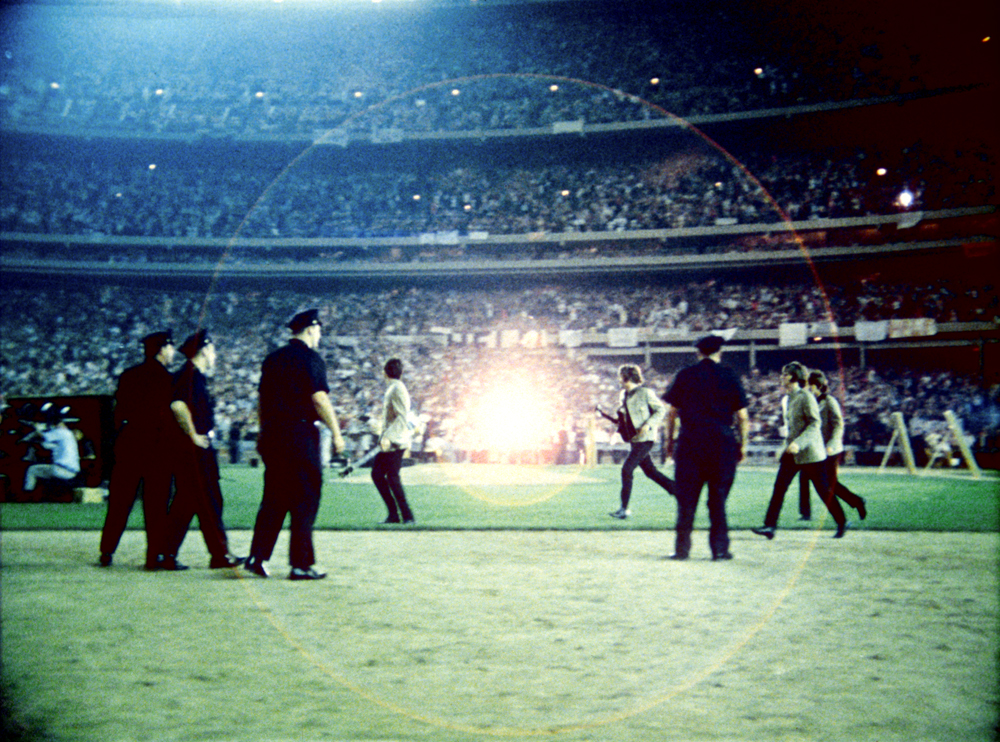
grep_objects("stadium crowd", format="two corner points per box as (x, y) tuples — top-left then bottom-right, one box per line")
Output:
(1, 1), (990, 140)
(1, 138), (994, 242)
(2, 283), (996, 465)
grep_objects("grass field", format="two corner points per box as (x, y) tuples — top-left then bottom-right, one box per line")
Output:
(2, 463), (998, 533)
(1, 463), (998, 742)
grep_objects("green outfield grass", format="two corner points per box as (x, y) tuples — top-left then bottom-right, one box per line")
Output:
(1, 463), (997, 532)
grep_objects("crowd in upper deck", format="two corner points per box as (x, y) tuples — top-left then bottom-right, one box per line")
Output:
(2, 137), (994, 243)
(1, 1), (992, 139)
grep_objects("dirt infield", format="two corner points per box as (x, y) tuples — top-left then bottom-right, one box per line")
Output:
(2, 529), (997, 741)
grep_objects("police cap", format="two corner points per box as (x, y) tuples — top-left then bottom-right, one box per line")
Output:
(142, 330), (173, 358)
(696, 334), (725, 355)
(288, 309), (322, 334)
(179, 329), (212, 359)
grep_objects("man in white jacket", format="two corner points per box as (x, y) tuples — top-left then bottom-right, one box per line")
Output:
(608, 364), (675, 519)
(372, 358), (415, 524)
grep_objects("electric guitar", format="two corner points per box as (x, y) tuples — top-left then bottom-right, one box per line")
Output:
(595, 405), (637, 443)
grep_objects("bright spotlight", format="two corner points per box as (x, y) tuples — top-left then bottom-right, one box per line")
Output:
(876, 167), (887, 176)
(897, 189), (914, 208)
(457, 370), (558, 453)
(549, 84), (559, 92)
(451, 89), (461, 96)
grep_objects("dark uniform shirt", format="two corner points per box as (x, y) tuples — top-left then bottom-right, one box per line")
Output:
(173, 361), (215, 436)
(258, 339), (329, 430)
(115, 359), (174, 441)
(664, 358), (748, 441)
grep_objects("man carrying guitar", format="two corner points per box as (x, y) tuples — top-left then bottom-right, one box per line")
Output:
(598, 364), (675, 519)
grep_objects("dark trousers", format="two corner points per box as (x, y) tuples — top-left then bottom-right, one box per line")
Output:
(251, 426), (322, 569)
(673, 436), (738, 557)
(167, 444), (229, 559)
(372, 448), (412, 522)
(620, 440), (674, 508)
(99, 436), (172, 561)
(800, 455), (865, 515)
(765, 453), (845, 529)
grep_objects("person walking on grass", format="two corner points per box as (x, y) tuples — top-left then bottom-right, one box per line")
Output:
(799, 370), (868, 521)
(371, 358), (416, 525)
(607, 364), (675, 519)
(752, 362), (849, 540)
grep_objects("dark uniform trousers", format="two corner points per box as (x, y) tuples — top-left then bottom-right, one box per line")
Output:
(764, 452), (846, 529)
(167, 443), (229, 559)
(100, 431), (172, 561)
(673, 433), (739, 558)
(251, 422), (322, 570)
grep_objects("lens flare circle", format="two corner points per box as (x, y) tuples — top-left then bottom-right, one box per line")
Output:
(204, 72), (843, 737)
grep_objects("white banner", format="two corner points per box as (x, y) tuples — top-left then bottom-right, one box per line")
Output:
(607, 328), (639, 348)
(560, 330), (583, 348)
(854, 320), (889, 342)
(889, 318), (937, 338)
(552, 119), (584, 134)
(778, 323), (807, 347)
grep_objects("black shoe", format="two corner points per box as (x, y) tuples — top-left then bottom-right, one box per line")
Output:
(834, 522), (849, 539)
(160, 556), (189, 571)
(712, 552), (734, 561)
(402, 517), (416, 525)
(751, 526), (776, 540)
(210, 554), (247, 569)
(382, 517), (401, 524)
(856, 497), (867, 520)
(144, 555), (163, 571)
(244, 558), (268, 578)
(98, 553), (113, 567)
(668, 553), (688, 561)
(289, 567), (327, 581)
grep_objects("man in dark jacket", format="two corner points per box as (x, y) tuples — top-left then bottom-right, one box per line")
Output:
(663, 334), (749, 561)
(246, 309), (345, 581)
(99, 331), (175, 570)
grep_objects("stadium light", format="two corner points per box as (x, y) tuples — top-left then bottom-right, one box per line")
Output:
(897, 188), (914, 208)
(876, 167), (887, 176)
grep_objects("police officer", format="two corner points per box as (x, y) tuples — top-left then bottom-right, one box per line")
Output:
(99, 330), (176, 569)
(164, 330), (244, 570)
(246, 309), (345, 580)
(663, 334), (750, 560)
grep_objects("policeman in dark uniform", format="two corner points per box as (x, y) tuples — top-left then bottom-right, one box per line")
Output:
(99, 330), (176, 569)
(164, 330), (244, 570)
(663, 334), (750, 561)
(246, 309), (345, 581)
